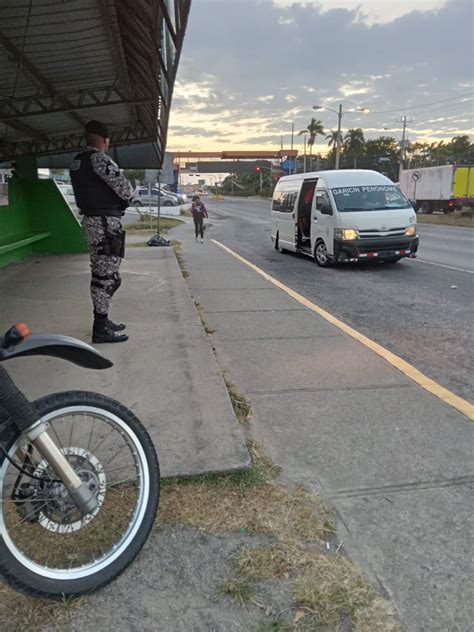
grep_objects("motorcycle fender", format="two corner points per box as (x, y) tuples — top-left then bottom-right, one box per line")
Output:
(0, 333), (113, 369)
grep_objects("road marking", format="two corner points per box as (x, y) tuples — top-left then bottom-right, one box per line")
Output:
(415, 259), (474, 275)
(212, 239), (474, 421)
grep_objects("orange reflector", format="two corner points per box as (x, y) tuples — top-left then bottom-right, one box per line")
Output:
(15, 322), (30, 338)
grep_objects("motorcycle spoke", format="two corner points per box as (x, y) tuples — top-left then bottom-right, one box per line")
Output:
(86, 416), (95, 452)
(90, 426), (116, 454)
(102, 443), (128, 468)
(9, 500), (50, 530)
(50, 423), (65, 452)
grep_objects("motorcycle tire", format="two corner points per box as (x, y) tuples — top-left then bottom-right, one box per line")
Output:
(0, 391), (160, 598)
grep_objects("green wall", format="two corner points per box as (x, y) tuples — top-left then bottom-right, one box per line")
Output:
(0, 157), (87, 268)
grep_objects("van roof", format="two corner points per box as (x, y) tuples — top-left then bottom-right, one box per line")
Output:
(278, 169), (394, 187)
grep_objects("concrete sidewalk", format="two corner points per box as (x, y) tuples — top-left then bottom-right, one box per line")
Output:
(0, 247), (249, 477)
(173, 222), (474, 632)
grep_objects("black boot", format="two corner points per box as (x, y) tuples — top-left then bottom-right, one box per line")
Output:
(92, 315), (128, 344)
(106, 318), (126, 332)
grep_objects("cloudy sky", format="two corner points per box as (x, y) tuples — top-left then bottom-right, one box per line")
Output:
(167, 0), (473, 155)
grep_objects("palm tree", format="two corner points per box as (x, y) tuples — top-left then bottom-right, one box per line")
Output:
(326, 129), (342, 149)
(299, 118), (324, 169)
(344, 128), (365, 168)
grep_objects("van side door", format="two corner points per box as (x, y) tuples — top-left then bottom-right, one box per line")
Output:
(312, 189), (334, 255)
(274, 189), (298, 250)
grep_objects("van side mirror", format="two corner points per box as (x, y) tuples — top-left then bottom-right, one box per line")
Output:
(320, 202), (332, 216)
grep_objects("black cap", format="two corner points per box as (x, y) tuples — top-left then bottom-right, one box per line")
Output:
(85, 120), (109, 139)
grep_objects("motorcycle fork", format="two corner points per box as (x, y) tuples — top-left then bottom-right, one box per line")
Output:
(25, 421), (98, 515)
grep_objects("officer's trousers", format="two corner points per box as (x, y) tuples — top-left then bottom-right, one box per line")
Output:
(81, 216), (123, 316)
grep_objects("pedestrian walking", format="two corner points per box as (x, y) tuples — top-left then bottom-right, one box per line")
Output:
(70, 120), (134, 343)
(191, 195), (208, 243)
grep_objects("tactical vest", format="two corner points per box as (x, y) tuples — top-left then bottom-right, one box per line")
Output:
(70, 149), (127, 216)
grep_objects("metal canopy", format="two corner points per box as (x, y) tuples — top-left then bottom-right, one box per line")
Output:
(0, 0), (191, 166)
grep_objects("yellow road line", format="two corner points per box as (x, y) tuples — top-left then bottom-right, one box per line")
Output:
(211, 239), (474, 421)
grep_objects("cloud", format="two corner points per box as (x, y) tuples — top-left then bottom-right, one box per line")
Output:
(168, 0), (473, 152)
(273, 0), (447, 24)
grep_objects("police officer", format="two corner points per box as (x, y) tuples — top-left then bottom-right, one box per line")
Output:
(70, 120), (133, 343)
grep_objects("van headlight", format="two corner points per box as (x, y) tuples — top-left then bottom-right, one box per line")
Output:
(335, 228), (359, 241)
(405, 225), (417, 237)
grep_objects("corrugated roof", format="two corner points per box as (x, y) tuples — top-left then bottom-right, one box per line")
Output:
(0, 0), (191, 165)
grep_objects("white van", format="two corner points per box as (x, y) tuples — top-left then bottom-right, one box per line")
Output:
(271, 169), (419, 266)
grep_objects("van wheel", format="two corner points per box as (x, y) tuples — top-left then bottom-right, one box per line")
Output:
(314, 240), (331, 267)
(275, 234), (287, 254)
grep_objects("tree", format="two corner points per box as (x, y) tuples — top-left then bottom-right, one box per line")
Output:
(221, 172), (275, 197)
(300, 118), (325, 169)
(362, 136), (400, 180)
(123, 169), (145, 187)
(344, 128), (365, 168)
(450, 135), (472, 164)
(325, 129), (343, 149)
(405, 135), (473, 168)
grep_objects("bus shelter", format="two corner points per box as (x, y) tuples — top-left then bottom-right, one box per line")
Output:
(0, 0), (191, 268)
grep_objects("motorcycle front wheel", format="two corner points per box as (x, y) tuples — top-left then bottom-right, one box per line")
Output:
(0, 391), (160, 598)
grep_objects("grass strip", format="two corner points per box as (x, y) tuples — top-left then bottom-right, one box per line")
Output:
(417, 213), (473, 227)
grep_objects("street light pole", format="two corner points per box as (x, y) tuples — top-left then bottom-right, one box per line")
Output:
(335, 103), (343, 170)
(313, 103), (369, 171)
(290, 122), (294, 174)
(397, 115), (412, 181)
(303, 133), (307, 173)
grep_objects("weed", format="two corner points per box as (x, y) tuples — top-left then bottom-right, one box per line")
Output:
(255, 618), (289, 632)
(158, 473), (333, 543)
(172, 240), (188, 277)
(238, 545), (294, 579)
(219, 573), (256, 604)
(0, 584), (83, 632)
(226, 381), (251, 425)
(293, 555), (376, 627)
(126, 218), (183, 232)
(194, 300), (215, 334)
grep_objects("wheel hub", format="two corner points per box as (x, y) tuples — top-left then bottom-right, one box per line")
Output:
(31, 447), (106, 533)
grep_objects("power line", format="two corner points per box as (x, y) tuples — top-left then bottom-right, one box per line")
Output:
(366, 92), (474, 115)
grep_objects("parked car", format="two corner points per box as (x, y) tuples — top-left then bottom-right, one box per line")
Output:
(158, 188), (185, 204)
(132, 187), (179, 206)
(176, 190), (188, 203)
(158, 187), (188, 204)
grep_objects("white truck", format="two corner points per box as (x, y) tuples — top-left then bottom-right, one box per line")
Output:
(399, 165), (474, 214)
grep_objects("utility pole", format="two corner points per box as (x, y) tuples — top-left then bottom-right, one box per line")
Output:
(335, 103), (343, 170)
(290, 122), (294, 174)
(397, 115), (412, 181)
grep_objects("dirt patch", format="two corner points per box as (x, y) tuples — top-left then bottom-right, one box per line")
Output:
(0, 586), (82, 632)
(155, 452), (403, 631)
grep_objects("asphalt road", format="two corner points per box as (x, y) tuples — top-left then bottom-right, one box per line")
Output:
(205, 196), (474, 402)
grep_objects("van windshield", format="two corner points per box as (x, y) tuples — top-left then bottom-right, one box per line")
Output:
(331, 185), (411, 212)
